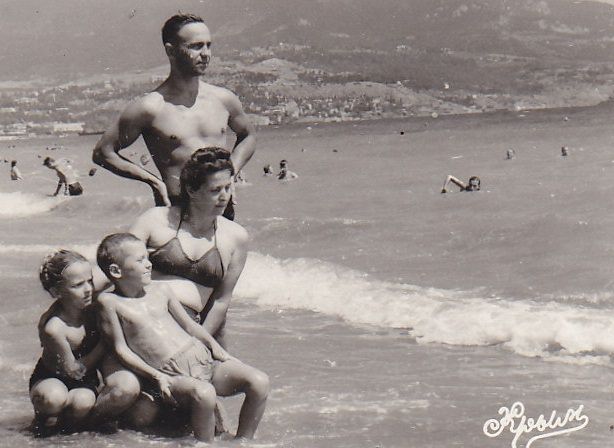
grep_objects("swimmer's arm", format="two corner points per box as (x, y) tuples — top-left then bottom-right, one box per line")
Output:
(166, 292), (232, 362)
(442, 175), (466, 192)
(202, 226), (248, 337)
(92, 99), (170, 206)
(41, 319), (86, 380)
(220, 89), (256, 173)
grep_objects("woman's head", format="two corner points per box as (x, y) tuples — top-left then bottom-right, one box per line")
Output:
(39, 250), (93, 308)
(180, 147), (234, 209)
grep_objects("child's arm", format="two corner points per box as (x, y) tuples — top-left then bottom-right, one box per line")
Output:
(79, 340), (106, 371)
(41, 318), (87, 380)
(97, 294), (174, 402)
(165, 289), (233, 362)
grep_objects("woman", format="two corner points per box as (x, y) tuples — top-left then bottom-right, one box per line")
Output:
(130, 147), (248, 348)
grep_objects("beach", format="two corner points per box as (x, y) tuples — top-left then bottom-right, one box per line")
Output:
(0, 107), (614, 447)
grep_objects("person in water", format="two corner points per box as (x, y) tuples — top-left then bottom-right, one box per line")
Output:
(43, 157), (83, 196)
(96, 233), (269, 442)
(130, 147), (247, 348)
(10, 160), (23, 180)
(92, 13), (255, 220)
(30, 251), (104, 434)
(277, 159), (298, 180)
(441, 175), (481, 193)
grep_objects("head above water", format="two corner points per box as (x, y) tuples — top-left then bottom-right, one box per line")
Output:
(97, 233), (142, 279)
(162, 13), (205, 46)
(39, 249), (88, 293)
(180, 147), (234, 204)
(468, 176), (481, 190)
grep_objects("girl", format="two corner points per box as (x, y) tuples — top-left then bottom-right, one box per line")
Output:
(30, 250), (104, 434)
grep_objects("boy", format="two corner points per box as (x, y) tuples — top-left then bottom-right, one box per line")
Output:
(43, 157), (83, 196)
(96, 233), (269, 442)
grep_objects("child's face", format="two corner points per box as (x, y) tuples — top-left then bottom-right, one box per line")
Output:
(54, 261), (94, 309)
(118, 241), (152, 287)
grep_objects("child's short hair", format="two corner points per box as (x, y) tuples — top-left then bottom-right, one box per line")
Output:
(40, 249), (88, 292)
(97, 233), (142, 277)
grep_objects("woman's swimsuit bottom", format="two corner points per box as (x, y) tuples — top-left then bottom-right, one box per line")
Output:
(149, 216), (225, 289)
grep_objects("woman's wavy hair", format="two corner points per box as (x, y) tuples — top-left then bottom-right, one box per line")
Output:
(180, 147), (234, 204)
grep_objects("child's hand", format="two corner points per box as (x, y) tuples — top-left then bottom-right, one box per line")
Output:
(211, 345), (234, 363)
(154, 373), (176, 405)
(66, 361), (87, 380)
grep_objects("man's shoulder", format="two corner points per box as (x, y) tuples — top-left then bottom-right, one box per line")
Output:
(200, 82), (239, 103)
(123, 92), (165, 118)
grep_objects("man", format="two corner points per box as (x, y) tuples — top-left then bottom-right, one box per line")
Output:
(43, 157), (83, 196)
(92, 14), (255, 219)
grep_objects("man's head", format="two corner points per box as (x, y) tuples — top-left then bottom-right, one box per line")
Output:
(97, 233), (152, 288)
(162, 14), (211, 76)
(468, 176), (481, 191)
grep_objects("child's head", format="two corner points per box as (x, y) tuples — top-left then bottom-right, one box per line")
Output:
(10, 160), (16, 167)
(39, 250), (93, 308)
(97, 233), (152, 288)
(43, 157), (54, 167)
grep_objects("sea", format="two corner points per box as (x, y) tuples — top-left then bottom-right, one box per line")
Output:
(1, 108), (614, 447)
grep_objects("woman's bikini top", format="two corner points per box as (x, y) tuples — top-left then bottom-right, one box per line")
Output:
(149, 216), (225, 288)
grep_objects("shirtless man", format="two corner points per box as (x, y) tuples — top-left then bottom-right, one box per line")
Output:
(92, 14), (255, 218)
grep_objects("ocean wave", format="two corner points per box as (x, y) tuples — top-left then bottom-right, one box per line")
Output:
(0, 192), (67, 218)
(0, 243), (98, 260)
(237, 253), (614, 364)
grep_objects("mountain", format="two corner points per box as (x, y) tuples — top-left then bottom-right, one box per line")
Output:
(2, 0), (614, 83)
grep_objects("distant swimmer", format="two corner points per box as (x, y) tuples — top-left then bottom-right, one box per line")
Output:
(441, 175), (480, 193)
(277, 160), (298, 181)
(263, 164), (274, 176)
(92, 13), (255, 221)
(88, 167), (97, 177)
(43, 157), (83, 196)
(10, 160), (23, 180)
(561, 146), (569, 157)
(506, 149), (515, 160)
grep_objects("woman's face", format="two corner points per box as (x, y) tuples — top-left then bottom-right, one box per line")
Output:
(52, 261), (94, 310)
(188, 169), (233, 214)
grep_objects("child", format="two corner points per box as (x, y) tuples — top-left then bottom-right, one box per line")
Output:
(30, 250), (105, 435)
(43, 157), (83, 196)
(96, 233), (269, 442)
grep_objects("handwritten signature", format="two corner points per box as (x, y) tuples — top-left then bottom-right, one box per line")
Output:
(483, 401), (588, 448)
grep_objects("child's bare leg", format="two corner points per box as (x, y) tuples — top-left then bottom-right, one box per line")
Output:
(169, 376), (217, 442)
(211, 359), (270, 439)
(64, 388), (96, 422)
(90, 357), (141, 424)
(30, 379), (68, 422)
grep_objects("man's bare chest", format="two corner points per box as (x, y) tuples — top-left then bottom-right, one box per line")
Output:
(148, 99), (230, 141)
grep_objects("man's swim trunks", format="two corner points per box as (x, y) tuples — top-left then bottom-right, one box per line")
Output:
(29, 359), (99, 393)
(158, 338), (214, 382)
(68, 182), (83, 196)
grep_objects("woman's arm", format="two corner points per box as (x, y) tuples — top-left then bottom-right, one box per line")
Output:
(201, 226), (248, 337)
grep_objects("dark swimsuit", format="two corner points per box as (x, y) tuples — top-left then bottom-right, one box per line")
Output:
(149, 215), (225, 324)
(29, 309), (100, 393)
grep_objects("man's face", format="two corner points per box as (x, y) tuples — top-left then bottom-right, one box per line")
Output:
(171, 22), (212, 76)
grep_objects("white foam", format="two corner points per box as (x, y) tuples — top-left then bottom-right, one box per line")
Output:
(237, 253), (614, 364)
(0, 243), (98, 260)
(0, 192), (67, 218)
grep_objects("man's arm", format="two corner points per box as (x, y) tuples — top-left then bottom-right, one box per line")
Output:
(97, 295), (173, 400)
(219, 89), (256, 174)
(202, 225), (248, 337)
(92, 98), (170, 206)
